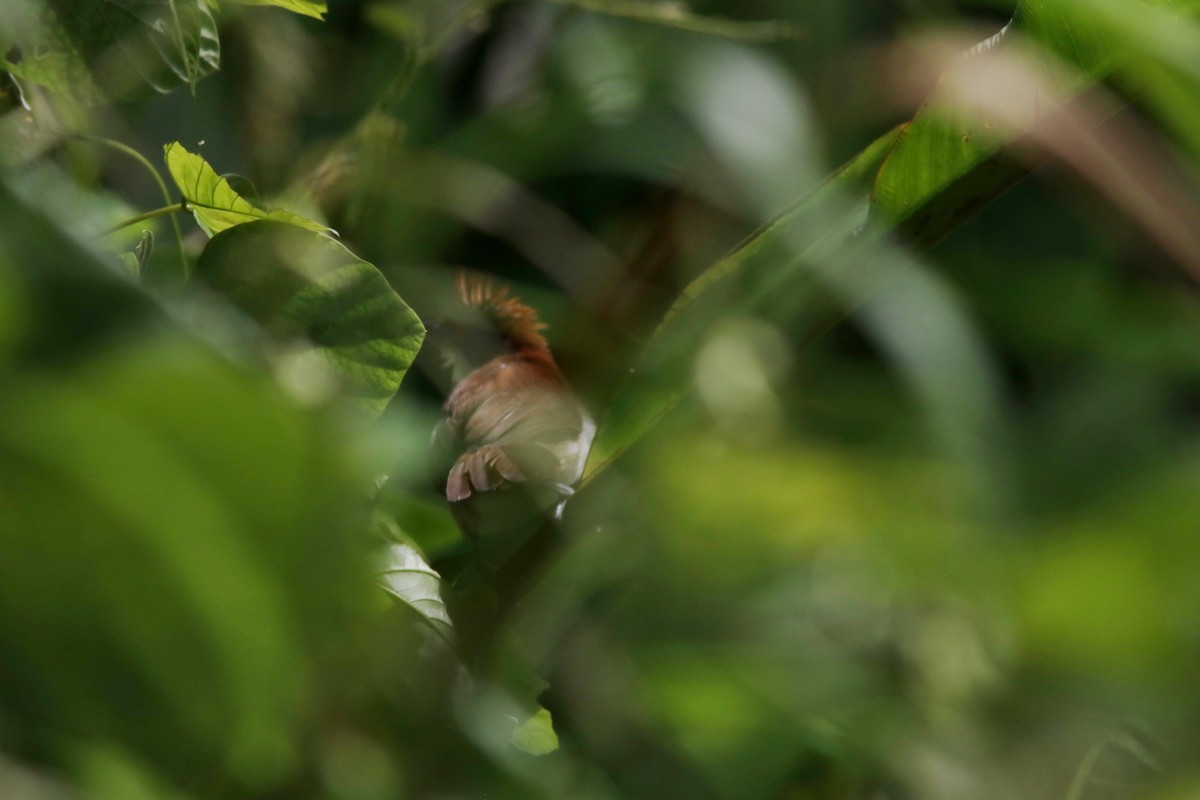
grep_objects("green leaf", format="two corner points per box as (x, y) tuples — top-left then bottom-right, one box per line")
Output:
(869, 22), (1023, 232)
(226, 0), (328, 20)
(510, 708), (558, 756)
(164, 142), (332, 237)
(375, 538), (456, 648)
(0, 0), (219, 104)
(194, 220), (425, 416)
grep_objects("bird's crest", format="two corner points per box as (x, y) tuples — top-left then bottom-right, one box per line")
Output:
(456, 272), (549, 351)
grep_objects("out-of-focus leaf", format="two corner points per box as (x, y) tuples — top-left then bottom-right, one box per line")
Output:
(227, 0), (328, 20)
(1057, 0), (1200, 161)
(0, 256), (24, 364)
(7, 161), (151, 247)
(195, 220), (425, 416)
(872, 0), (1200, 242)
(870, 23), (1024, 235)
(584, 125), (903, 478)
(0, 755), (77, 800)
(0, 337), (369, 788)
(362, 0), (487, 69)
(164, 142), (332, 237)
(73, 744), (194, 800)
(547, 0), (802, 42)
(1017, 449), (1200, 680)
(376, 538), (456, 648)
(116, 231), (154, 278)
(0, 0), (219, 103)
(0, 178), (160, 364)
(510, 708), (558, 755)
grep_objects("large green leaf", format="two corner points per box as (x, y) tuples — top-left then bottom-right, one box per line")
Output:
(165, 142), (332, 237)
(0, 0), (219, 104)
(195, 220), (425, 416)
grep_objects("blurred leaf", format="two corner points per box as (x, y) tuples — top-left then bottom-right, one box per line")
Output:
(872, 0), (1200, 245)
(0, 178), (161, 365)
(0, 337), (368, 788)
(195, 220), (425, 416)
(1020, 537), (1171, 675)
(73, 744), (193, 800)
(375, 536), (457, 648)
(0, 756), (77, 800)
(510, 708), (558, 755)
(164, 142), (332, 237)
(227, 0), (327, 20)
(1059, 0), (1200, 161)
(585, 125), (903, 478)
(7, 160), (152, 247)
(1017, 449), (1200, 681)
(0, 0), (219, 103)
(869, 22), (1027, 239)
(547, 0), (803, 42)
(364, 0), (493, 62)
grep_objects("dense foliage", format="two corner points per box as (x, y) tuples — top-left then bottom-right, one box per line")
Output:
(3, 0), (1200, 798)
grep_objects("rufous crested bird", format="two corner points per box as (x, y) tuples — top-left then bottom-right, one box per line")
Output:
(428, 273), (595, 572)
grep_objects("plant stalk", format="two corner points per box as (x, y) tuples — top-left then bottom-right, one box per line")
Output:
(97, 202), (187, 238)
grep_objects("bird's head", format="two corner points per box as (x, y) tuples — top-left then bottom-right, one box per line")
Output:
(423, 272), (552, 386)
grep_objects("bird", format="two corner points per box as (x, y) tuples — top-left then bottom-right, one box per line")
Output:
(428, 273), (595, 572)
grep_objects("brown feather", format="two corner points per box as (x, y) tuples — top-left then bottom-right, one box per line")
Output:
(456, 272), (549, 351)
(438, 274), (593, 506)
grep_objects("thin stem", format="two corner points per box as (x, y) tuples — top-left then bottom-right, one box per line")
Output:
(96, 202), (187, 238)
(69, 133), (189, 279)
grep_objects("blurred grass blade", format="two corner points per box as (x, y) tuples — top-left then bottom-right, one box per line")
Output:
(546, 0), (803, 42)
(165, 142), (333, 237)
(195, 220), (425, 417)
(228, 0), (328, 20)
